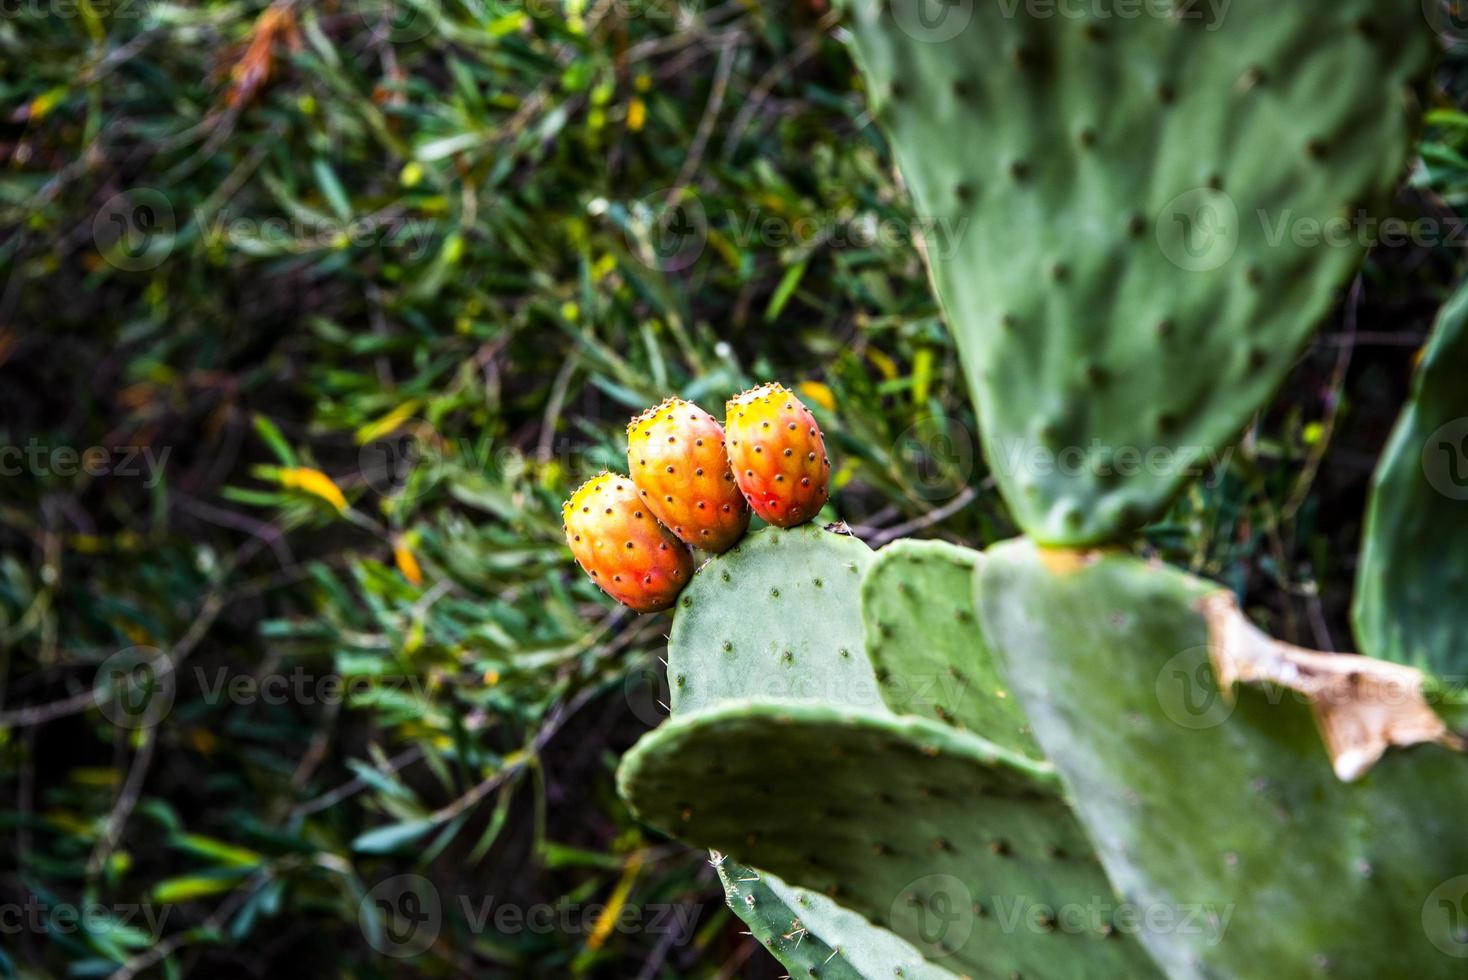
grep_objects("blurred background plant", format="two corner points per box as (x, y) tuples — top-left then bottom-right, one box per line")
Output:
(1, 1), (1467, 975)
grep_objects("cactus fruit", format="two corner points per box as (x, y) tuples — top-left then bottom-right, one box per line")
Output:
(619, 700), (1161, 978)
(561, 472), (692, 613)
(862, 538), (1040, 759)
(627, 398), (750, 553)
(1354, 282), (1468, 677)
(977, 539), (1468, 978)
(724, 383), (831, 528)
(668, 524), (881, 714)
(835, 0), (1434, 545)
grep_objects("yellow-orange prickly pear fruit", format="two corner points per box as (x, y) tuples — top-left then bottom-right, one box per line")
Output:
(724, 383), (831, 528)
(562, 472), (693, 613)
(626, 398), (750, 553)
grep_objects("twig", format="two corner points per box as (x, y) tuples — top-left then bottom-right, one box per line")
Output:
(664, 36), (740, 209)
(862, 486), (978, 547)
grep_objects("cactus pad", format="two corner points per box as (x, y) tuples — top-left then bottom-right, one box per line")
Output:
(669, 524), (881, 714)
(666, 523), (948, 974)
(978, 539), (1468, 977)
(619, 700), (1161, 978)
(717, 858), (957, 980)
(1354, 282), (1468, 677)
(862, 538), (1039, 758)
(837, 0), (1434, 544)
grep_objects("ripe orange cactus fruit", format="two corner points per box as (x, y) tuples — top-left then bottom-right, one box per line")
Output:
(724, 383), (831, 528)
(627, 398), (750, 553)
(562, 472), (693, 613)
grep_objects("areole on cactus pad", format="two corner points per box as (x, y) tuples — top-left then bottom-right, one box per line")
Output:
(835, 0), (1435, 545)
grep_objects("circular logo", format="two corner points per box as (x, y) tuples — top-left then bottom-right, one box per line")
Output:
(1155, 188), (1239, 272)
(892, 874), (973, 958)
(893, 415), (976, 501)
(632, 190), (707, 272)
(1422, 0), (1468, 43)
(891, 0), (975, 43)
(1423, 875), (1468, 958)
(92, 189), (176, 271)
(94, 646), (176, 730)
(1421, 418), (1468, 502)
(1155, 646), (1234, 730)
(360, 874), (442, 958)
(624, 662), (672, 727)
(354, 0), (442, 43)
(358, 418), (446, 501)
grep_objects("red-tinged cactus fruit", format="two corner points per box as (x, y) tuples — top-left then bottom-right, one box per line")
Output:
(627, 398), (750, 554)
(724, 383), (831, 528)
(562, 472), (693, 613)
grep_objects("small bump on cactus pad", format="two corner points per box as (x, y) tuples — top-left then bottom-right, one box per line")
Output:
(978, 539), (1468, 978)
(669, 524), (880, 714)
(862, 538), (1040, 759)
(562, 472), (692, 612)
(628, 397), (750, 554)
(725, 383), (832, 528)
(836, 0), (1434, 545)
(618, 700), (1161, 979)
(1354, 280), (1468, 678)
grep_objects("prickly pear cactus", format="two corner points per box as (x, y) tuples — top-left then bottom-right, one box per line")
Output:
(836, 0), (1434, 544)
(669, 524), (881, 714)
(620, 700), (1161, 978)
(977, 539), (1468, 977)
(1354, 280), (1468, 677)
(717, 858), (956, 980)
(661, 524), (947, 977)
(862, 538), (1039, 758)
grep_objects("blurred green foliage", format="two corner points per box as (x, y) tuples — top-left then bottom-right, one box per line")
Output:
(1, 1), (1467, 976)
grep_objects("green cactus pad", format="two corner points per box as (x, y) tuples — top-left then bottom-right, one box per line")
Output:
(715, 859), (863, 980)
(862, 538), (1040, 758)
(718, 858), (958, 980)
(1354, 282), (1468, 677)
(667, 524), (948, 976)
(669, 524), (880, 714)
(837, 0), (1434, 545)
(619, 700), (1161, 979)
(978, 539), (1468, 977)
